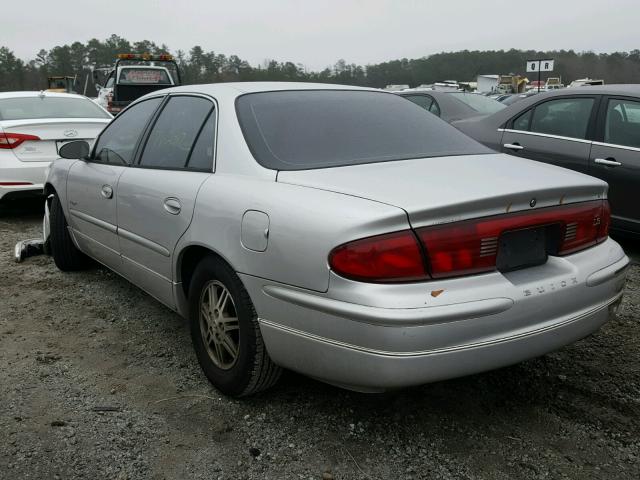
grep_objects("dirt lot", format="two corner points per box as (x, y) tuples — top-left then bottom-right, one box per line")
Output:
(1, 200), (639, 480)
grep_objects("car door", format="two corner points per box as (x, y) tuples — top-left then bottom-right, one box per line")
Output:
(589, 96), (640, 233)
(66, 96), (163, 269)
(500, 96), (598, 175)
(116, 94), (216, 308)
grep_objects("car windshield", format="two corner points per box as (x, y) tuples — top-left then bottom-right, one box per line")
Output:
(448, 93), (506, 114)
(236, 90), (490, 170)
(0, 96), (111, 120)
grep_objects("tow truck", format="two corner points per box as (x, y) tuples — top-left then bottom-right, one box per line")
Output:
(94, 53), (181, 115)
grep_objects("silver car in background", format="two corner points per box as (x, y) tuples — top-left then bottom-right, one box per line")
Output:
(45, 83), (629, 396)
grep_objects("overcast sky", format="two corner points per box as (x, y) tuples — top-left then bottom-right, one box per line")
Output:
(3, 0), (638, 70)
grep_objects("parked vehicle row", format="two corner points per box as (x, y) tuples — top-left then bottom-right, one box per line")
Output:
(43, 83), (629, 396)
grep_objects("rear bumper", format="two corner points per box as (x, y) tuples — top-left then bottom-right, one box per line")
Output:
(241, 238), (629, 391)
(258, 292), (621, 391)
(0, 183), (45, 201)
(0, 156), (49, 201)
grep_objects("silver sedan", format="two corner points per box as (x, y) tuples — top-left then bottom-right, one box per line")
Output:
(45, 82), (629, 396)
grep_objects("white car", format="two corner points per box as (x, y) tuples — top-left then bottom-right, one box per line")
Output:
(0, 91), (111, 203)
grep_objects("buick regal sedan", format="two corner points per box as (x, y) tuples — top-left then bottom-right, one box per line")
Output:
(0, 91), (111, 204)
(45, 83), (629, 396)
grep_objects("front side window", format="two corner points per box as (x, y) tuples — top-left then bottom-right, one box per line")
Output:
(604, 98), (640, 148)
(0, 96), (111, 121)
(139, 96), (213, 169)
(236, 90), (489, 170)
(529, 97), (594, 139)
(93, 97), (162, 165)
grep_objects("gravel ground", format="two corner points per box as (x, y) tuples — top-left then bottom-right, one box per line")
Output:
(1, 199), (639, 480)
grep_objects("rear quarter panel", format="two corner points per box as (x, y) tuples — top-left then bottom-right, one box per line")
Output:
(174, 174), (410, 293)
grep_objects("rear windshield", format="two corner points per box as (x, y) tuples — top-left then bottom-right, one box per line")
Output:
(118, 68), (171, 85)
(448, 93), (506, 114)
(236, 90), (490, 170)
(0, 96), (111, 120)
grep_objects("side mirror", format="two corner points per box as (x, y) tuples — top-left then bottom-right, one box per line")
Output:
(59, 140), (90, 160)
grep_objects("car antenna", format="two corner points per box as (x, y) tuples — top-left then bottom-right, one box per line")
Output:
(38, 90), (46, 98)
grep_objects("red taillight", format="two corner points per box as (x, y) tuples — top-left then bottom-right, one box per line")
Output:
(329, 230), (428, 283)
(328, 200), (611, 283)
(418, 200), (610, 279)
(0, 132), (41, 149)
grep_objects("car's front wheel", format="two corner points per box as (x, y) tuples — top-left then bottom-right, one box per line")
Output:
(49, 194), (91, 271)
(189, 255), (282, 396)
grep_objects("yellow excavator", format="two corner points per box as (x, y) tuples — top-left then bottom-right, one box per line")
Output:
(46, 76), (76, 93)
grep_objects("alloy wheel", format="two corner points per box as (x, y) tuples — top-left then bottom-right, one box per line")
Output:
(199, 280), (240, 369)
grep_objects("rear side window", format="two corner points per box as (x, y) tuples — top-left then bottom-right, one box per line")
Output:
(604, 98), (640, 148)
(236, 90), (489, 170)
(529, 98), (594, 139)
(512, 109), (532, 131)
(403, 94), (441, 117)
(430, 100), (441, 117)
(403, 95), (433, 111)
(187, 111), (216, 171)
(139, 96), (214, 169)
(93, 97), (162, 165)
(118, 68), (171, 85)
(0, 96), (111, 120)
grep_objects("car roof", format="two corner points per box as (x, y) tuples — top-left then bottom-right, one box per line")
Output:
(0, 91), (91, 100)
(157, 81), (378, 97)
(548, 84), (640, 96)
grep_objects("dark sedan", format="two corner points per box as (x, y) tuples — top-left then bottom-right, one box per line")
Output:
(453, 85), (640, 236)
(397, 91), (505, 122)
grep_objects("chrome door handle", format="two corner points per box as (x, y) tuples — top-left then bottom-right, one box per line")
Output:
(504, 143), (524, 151)
(163, 197), (181, 215)
(101, 185), (113, 199)
(594, 158), (622, 167)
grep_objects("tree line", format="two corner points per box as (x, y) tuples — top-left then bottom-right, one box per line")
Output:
(2, 34), (640, 95)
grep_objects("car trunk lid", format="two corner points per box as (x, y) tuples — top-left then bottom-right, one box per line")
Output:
(277, 153), (607, 228)
(0, 118), (109, 162)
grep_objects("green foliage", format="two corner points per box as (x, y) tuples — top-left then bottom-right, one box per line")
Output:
(2, 36), (640, 95)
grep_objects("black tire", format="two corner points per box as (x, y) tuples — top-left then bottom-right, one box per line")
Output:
(49, 194), (91, 271)
(189, 255), (282, 397)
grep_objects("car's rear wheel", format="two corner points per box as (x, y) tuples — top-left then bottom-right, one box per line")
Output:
(189, 255), (281, 396)
(49, 194), (91, 271)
